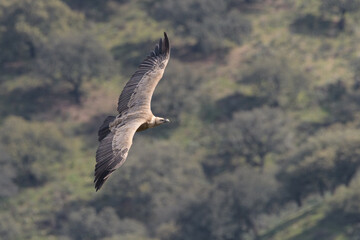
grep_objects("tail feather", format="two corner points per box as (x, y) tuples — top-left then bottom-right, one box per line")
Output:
(98, 116), (116, 141)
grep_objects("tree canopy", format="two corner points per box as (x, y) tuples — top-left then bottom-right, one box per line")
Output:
(0, 0), (83, 64)
(36, 33), (114, 103)
(0, 116), (71, 186)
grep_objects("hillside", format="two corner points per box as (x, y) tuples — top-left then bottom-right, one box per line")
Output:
(1, 0), (360, 239)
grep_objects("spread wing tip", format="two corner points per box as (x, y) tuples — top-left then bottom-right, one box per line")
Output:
(163, 32), (170, 55)
(95, 181), (102, 192)
(94, 169), (112, 191)
(152, 32), (170, 57)
(94, 169), (106, 191)
(94, 174), (103, 191)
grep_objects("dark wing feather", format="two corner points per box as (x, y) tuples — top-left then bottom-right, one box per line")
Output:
(94, 119), (144, 191)
(97, 116), (116, 142)
(117, 32), (170, 114)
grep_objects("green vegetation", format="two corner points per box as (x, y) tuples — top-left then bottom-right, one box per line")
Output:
(36, 33), (114, 103)
(1, 0), (360, 239)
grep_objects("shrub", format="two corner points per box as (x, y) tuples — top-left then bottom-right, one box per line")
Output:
(0, 116), (71, 186)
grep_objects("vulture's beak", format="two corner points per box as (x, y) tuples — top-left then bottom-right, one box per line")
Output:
(165, 118), (170, 123)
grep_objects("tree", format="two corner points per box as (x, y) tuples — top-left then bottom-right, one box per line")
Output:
(0, 0), (83, 64)
(213, 92), (266, 120)
(60, 207), (148, 240)
(176, 167), (278, 240)
(278, 128), (360, 206)
(0, 116), (71, 186)
(320, 0), (360, 30)
(317, 80), (356, 124)
(0, 147), (18, 199)
(352, 57), (360, 87)
(330, 175), (360, 222)
(61, 0), (129, 20)
(146, 0), (251, 55)
(289, 14), (334, 36)
(239, 55), (309, 108)
(204, 107), (294, 176)
(186, 10), (252, 54)
(36, 33), (114, 104)
(0, 213), (20, 239)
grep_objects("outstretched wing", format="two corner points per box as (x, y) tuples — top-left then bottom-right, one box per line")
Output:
(117, 32), (170, 114)
(94, 118), (145, 191)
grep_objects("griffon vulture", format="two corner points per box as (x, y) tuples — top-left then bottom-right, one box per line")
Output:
(94, 32), (171, 191)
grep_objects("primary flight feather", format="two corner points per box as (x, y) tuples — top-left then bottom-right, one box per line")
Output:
(95, 32), (171, 191)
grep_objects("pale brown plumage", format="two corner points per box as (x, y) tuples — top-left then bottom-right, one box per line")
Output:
(94, 32), (171, 191)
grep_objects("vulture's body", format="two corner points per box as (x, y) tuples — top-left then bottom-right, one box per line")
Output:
(94, 33), (171, 191)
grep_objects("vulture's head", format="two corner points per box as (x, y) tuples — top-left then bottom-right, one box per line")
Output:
(155, 117), (170, 125)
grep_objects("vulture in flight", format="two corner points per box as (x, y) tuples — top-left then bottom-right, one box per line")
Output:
(94, 32), (171, 191)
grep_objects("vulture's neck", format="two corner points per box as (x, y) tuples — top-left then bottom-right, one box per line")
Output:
(148, 116), (157, 128)
(149, 116), (163, 128)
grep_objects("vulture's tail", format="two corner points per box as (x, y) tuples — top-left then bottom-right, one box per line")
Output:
(98, 116), (116, 141)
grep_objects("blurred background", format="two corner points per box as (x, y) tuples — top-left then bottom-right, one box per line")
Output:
(1, 0), (360, 239)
